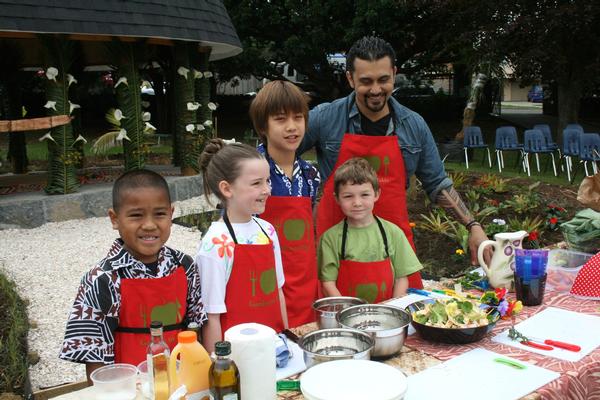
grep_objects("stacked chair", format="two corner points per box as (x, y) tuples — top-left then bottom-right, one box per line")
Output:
(522, 129), (557, 177)
(463, 126), (492, 169)
(562, 128), (581, 182)
(494, 126), (524, 173)
(533, 124), (560, 157)
(578, 133), (600, 177)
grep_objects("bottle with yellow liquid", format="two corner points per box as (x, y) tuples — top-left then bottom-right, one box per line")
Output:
(168, 330), (212, 400)
(210, 341), (240, 400)
(147, 321), (170, 400)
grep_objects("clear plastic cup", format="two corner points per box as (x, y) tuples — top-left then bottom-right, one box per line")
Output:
(90, 363), (138, 400)
(137, 360), (151, 399)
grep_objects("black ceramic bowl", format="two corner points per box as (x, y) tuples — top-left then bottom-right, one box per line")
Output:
(406, 299), (500, 344)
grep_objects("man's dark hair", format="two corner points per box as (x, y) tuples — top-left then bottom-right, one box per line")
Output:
(346, 36), (396, 73)
(112, 169), (171, 211)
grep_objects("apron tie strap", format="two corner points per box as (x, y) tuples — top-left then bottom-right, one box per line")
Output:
(341, 216), (389, 260)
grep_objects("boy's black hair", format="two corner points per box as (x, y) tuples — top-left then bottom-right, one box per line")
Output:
(346, 36), (396, 73)
(112, 169), (171, 211)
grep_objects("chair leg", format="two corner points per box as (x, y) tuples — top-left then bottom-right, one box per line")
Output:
(565, 156), (571, 182)
(496, 150), (502, 173)
(593, 162), (598, 175)
(584, 161), (590, 177)
(486, 148), (492, 168)
(524, 153), (531, 177)
(550, 153), (557, 176)
(464, 147), (469, 169)
(535, 153), (541, 172)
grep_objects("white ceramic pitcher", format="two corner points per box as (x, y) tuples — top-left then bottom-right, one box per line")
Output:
(477, 231), (528, 289)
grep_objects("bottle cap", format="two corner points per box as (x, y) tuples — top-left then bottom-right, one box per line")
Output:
(187, 322), (200, 329)
(215, 341), (231, 356)
(150, 321), (164, 329)
(178, 330), (197, 343)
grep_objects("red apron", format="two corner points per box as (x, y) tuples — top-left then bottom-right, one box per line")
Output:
(337, 217), (394, 303)
(115, 267), (188, 365)
(261, 196), (318, 327)
(316, 134), (423, 289)
(220, 215), (285, 333)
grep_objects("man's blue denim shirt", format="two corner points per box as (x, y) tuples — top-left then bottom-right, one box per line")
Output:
(298, 92), (453, 202)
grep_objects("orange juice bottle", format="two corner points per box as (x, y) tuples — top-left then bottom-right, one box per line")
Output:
(168, 331), (212, 399)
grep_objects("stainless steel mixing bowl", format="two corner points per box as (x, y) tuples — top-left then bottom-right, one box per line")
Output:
(337, 304), (411, 359)
(312, 296), (366, 329)
(299, 328), (375, 369)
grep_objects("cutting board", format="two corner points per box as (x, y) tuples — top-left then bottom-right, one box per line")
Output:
(492, 307), (600, 362)
(404, 348), (559, 400)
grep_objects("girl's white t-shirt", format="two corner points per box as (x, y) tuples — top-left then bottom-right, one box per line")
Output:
(195, 217), (285, 314)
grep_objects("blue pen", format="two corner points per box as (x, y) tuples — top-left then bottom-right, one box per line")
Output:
(407, 288), (432, 296)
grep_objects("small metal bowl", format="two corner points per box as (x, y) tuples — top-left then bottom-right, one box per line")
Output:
(299, 328), (375, 369)
(337, 304), (411, 359)
(312, 297), (366, 329)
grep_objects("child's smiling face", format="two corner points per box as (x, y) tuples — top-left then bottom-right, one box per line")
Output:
(109, 186), (173, 263)
(265, 111), (305, 154)
(221, 158), (271, 222)
(335, 182), (380, 227)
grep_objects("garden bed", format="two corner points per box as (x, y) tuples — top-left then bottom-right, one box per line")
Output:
(409, 169), (582, 280)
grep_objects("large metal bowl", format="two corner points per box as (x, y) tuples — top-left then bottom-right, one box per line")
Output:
(299, 328), (375, 369)
(312, 297), (366, 329)
(337, 304), (411, 359)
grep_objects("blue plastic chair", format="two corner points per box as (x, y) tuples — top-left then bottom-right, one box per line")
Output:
(562, 128), (581, 182)
(523, 129), (557, 177)
(566, 123), (584, 133)
(463, 126), (491, 169)
(579, 133), (600, 177)
(494, 126), (524, 173)
(533, 124), (560, 155)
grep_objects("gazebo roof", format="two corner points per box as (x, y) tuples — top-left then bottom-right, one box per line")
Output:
(0, 0), (242, 61)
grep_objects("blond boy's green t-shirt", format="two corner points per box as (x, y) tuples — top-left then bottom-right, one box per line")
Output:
(318, 217), (422, 282)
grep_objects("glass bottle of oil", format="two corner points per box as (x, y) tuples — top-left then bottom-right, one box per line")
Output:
(147, 321), (170, 400)
(210, 341), (240, 400)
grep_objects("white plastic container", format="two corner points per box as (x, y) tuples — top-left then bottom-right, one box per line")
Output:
(300, 359), (407, 400)
(90, 363), (137, 400)
(546, 249), (593, 293)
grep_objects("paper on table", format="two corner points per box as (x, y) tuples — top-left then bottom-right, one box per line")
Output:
(404, 348), (559, 400)
(276, 341), (306, 381)
(492, 307), (600, 362)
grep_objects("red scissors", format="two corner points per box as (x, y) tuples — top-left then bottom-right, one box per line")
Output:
(520, 337), (581, 352)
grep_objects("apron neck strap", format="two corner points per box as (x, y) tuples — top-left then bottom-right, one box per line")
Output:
(223, 211), (269, 245)
(348, 97), (397, 135)
(341, 216), (389, 260)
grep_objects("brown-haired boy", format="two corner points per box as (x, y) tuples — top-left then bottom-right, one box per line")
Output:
(318, 157), (422, 303)
(250, 80), (321, 327)
(59, 169), (206, 382)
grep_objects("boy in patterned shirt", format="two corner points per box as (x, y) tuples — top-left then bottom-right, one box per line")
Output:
(59, 169), (206, 382)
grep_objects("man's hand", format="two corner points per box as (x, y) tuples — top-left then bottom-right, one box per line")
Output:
(468, 224), (492, 266)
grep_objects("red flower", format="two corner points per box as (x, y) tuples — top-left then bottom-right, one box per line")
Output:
(212, 234), (235, 258)
(529, 231), (539, 241)
(494, 287), (507, 300)
(549, 217), (558, 225)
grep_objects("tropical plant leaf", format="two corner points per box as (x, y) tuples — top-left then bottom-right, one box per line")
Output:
(91, 130), (122, 155)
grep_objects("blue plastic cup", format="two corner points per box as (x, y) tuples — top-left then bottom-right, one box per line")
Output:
(515, 249), (548, 281)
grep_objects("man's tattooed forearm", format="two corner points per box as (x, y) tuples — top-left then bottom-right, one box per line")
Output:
(436, 186), (474, 225)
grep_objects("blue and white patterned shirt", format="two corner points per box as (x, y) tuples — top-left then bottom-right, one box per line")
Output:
(257, 143), (321, 205)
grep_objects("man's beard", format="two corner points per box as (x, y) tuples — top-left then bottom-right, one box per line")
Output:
(364, 94), (387, 113)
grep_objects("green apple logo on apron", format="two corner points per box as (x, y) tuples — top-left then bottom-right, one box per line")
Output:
(141, 299), (182, 327)
(362, 155), (381, 173)
(250, 268), (277, 296)
(283, 219), (306, 241)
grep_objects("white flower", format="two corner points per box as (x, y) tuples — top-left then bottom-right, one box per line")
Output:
(195, 124), (205, 131)
(141, 101), (150, 108)
(141, 80), (151, 88)
(44, 101), (57, 111)
(39, 131), (55, 143)
(145, 122), (157, 131)
(186, 124), (195, 132)
(69, 101), (81, 114)
(203, 120), (213, 127)
(207, 102), (217, 111)
(193, 69), (203, 79)
(203, 71), (213, 78)
(116, 128), (130, 141)
(142, 112), (151, 122)
(67, 74), (77, 87)
(74, 134), (87, 144)
(45, 67), (58, 81)
(223, 138), (237, 144)
(114, 77), (128, 88)
(466, 101), (477, 110)
(492, 218), (506, 226)
(114, 109), (125, 121)
(187, 102), (201, 111)
(177, 66), (190, 80)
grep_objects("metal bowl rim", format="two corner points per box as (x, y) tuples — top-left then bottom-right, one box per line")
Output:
(299, 328), (375, 358)
(336, 304), (412, 330)
(312, 296), (367, 312)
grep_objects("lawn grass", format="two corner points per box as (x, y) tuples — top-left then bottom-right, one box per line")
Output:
(0, 270), (29, 396)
